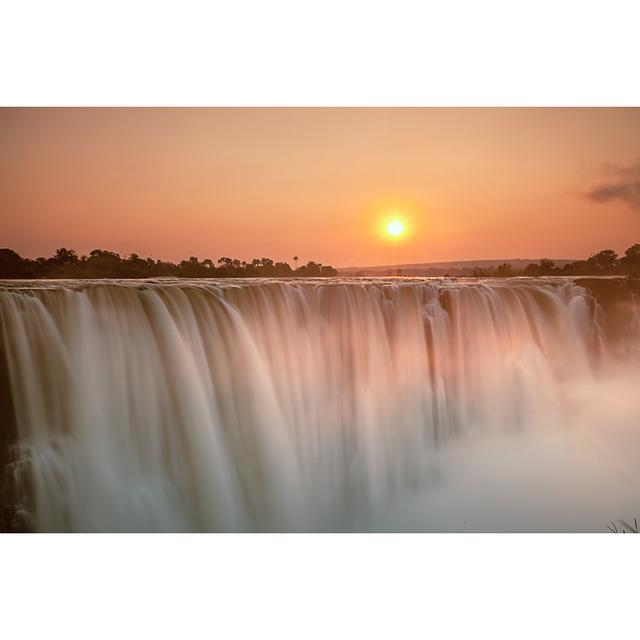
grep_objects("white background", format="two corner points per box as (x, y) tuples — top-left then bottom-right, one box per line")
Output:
(3, 0), (640, 105)
(1, 1), (640, 638)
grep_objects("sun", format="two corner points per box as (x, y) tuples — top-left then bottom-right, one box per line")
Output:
(386, 220), (405, 237)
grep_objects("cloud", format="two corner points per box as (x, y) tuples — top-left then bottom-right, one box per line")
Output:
(585, 160), (640, 212)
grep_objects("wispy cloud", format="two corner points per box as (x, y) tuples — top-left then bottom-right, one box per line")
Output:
(585, 160), (640, 212)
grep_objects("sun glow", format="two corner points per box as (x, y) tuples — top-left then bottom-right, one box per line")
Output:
(386, 219), (405, 237)
(373, 205), (415, 246)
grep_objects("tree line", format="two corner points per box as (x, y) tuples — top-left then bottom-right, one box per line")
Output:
(484, 244), (640, 277)
(2, 244), (639, 280)
(386, 244), (640, 278)
(0, 248), (339, 279)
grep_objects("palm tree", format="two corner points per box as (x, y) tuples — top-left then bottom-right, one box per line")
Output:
(293, 255), (299, 270)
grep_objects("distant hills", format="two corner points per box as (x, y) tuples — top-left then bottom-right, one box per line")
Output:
(338, 259), (577, 277)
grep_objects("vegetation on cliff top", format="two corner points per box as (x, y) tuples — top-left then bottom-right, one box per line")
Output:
(384, 244), (640, 277)
(0, 249), (338, 279)
(1, 243), (640, 279)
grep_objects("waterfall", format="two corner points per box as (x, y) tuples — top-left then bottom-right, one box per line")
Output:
(1, 277), (638, 532)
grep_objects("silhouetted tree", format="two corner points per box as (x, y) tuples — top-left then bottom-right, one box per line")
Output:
(539, 259), (556, 275)
(587, 249), (618, 274)
(0, 249), (31, 278)
(620, 244), (640, 275)
(524, 262), (540, 276)
(296, 261), (322, 276)
(54, 248), (78, 264)
(321, 265), (338, 276)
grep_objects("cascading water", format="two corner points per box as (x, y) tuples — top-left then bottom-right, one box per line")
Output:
(1, 277), (639, 532)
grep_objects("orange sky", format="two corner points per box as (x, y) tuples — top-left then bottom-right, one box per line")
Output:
(1, 108), (639, 267)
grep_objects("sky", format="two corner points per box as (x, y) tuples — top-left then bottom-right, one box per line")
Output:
(1, 108), (639, 267)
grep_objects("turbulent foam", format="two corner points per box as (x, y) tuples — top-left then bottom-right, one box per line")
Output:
(0, 277), (637, 531)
